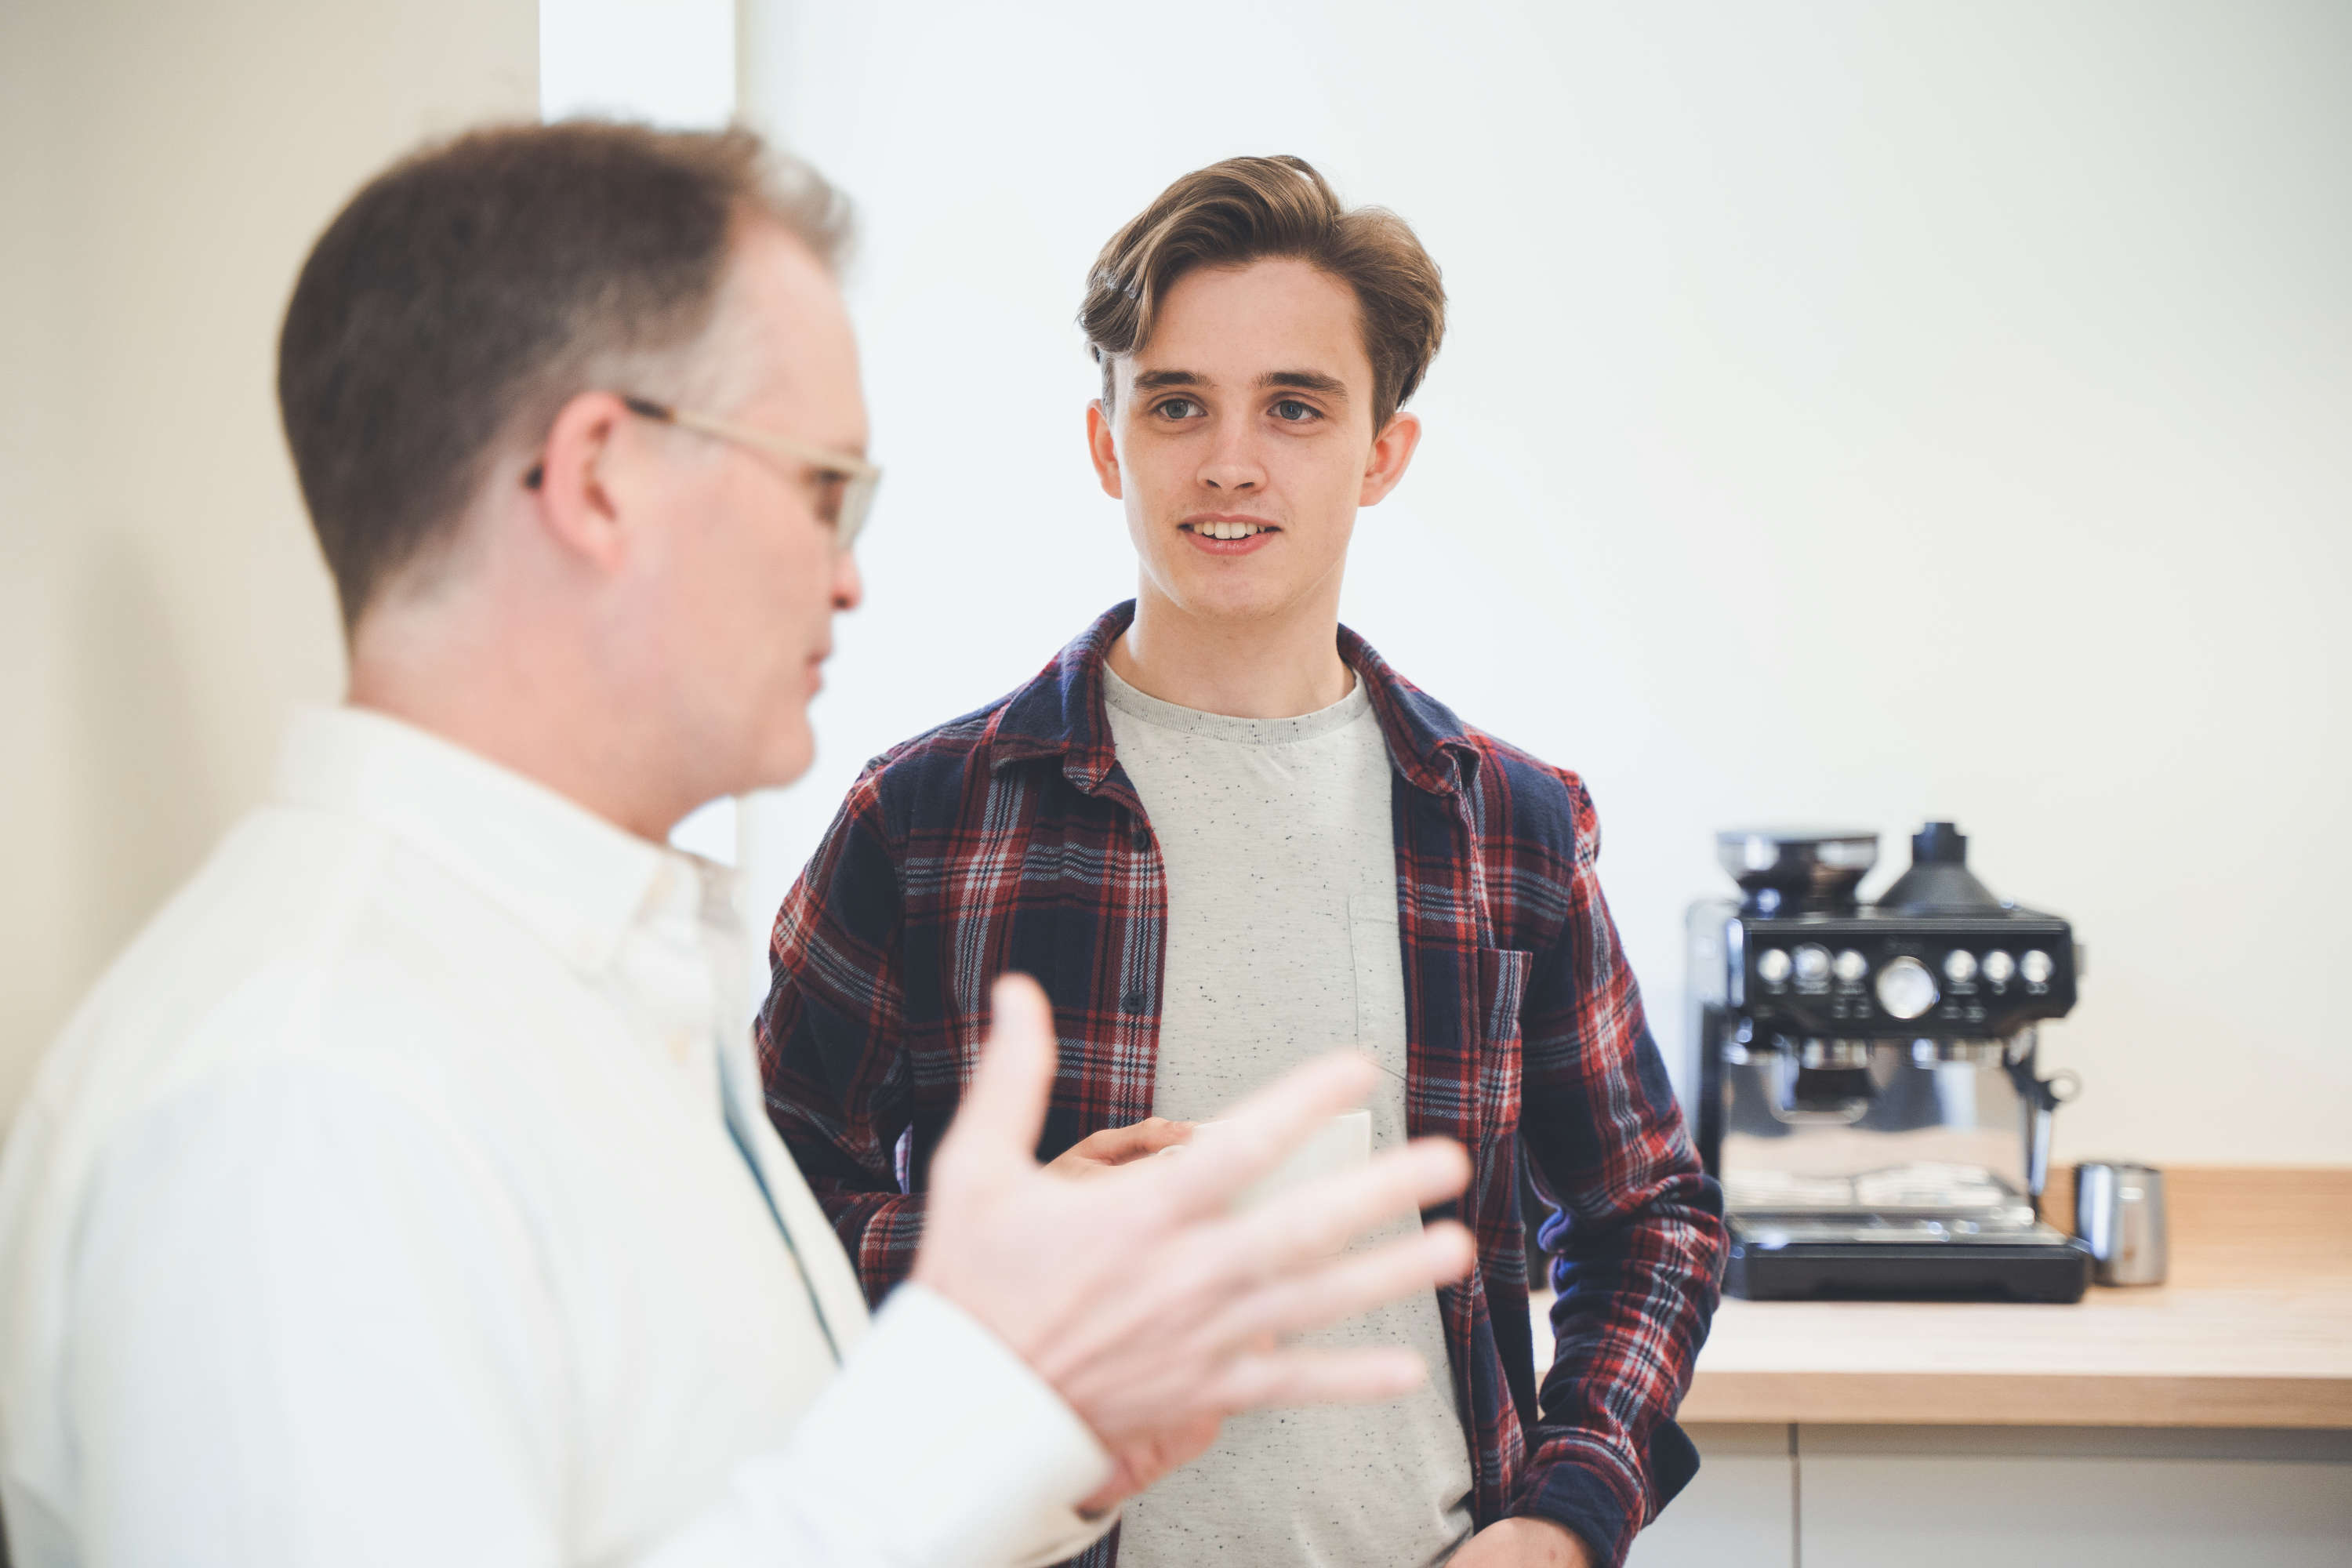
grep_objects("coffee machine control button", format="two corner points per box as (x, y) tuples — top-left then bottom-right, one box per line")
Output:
(1793, 945), (1831, 986)
(1875, 956), (1940, 1020)
(2021, 949), (2055, 986)
(1944, 949), (1979, 985)
(1832, 949), (1868, 984)
(1756, 948), (1792, 987)
(1980, 949), (2016, 985)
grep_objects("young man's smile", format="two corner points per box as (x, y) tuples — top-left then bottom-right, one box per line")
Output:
(1180, 510), (1282, 554)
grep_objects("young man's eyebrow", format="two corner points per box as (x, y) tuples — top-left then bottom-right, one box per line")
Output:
(1258, 369), (1348, 400)
(1129, 368), (1351, 401)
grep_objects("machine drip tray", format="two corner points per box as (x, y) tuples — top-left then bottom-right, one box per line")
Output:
(1726, 1217), (2092, 1303)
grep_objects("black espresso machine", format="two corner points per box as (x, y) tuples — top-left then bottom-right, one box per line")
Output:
(1686, 822), (2092, 1301)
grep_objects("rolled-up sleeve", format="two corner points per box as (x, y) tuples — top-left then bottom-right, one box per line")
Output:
(1512, 779), (1726, 1566)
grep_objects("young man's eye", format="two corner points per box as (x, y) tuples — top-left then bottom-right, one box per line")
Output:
(1154, 397), (1203, 420)
(1270, 399), (1319, 423)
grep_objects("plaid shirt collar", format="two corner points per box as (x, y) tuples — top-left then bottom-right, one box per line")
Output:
(988, 600), (1481, 799)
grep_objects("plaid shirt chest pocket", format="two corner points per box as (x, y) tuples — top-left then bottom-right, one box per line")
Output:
(1476, 947), (1532, 1124)
(1474, 946), (1533, 1219)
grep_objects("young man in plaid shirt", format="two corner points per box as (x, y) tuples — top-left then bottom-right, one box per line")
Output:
(757, 156), (1725, 1568)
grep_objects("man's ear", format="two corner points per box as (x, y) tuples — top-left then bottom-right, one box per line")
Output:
(1359, 410), (1423, 507)
(1085, 398), (1123, 500)
(529, 390), (637, 572)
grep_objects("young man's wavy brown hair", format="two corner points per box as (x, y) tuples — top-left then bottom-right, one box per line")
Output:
(1078, 154), (1446, 435)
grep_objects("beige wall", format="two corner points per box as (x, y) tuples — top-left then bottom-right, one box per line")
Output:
(0, 0), (539, 1121)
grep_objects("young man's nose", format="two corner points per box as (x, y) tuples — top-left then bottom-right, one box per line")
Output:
(1196, 426), (1267, 492)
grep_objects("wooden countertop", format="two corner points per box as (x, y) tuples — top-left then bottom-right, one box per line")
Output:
(1542, 1168), (2352, 1428)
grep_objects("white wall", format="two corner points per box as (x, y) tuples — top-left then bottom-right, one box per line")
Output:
(739, 1), (2352, 1166)
(0, 0), (539, 1120)
(537, 0), (749, 871)
(542, 0), (732, 129)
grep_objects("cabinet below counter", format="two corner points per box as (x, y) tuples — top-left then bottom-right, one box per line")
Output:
(1629, 1423), (2352, 1568)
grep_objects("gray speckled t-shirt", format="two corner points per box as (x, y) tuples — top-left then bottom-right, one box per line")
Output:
(1103, 662), (1474, 1568)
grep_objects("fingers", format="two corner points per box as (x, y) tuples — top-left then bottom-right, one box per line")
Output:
(1203, 1221), (1475, 1347)
(1044, 1116), (1196, 1180)
(1121, 1116), (1197, 1159)
(1219, 1137), (1471, 1274)
(1204, 1345), (1430, 1411)
(1149, 1052), (1379, 1217)
(1083, 1117), (1196, 1165)
(934, 974), (1056, 1180)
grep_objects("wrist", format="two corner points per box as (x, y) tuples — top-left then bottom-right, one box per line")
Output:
(1527, 1515), (1598, 1568)
(1461, 1513), (1598, 1567)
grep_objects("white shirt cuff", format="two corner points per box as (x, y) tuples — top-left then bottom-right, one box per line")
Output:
(732, 1281), (1116, 1567)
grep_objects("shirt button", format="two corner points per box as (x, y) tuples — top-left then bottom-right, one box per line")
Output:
(1131, 822), (1151, 851)
(1122, 990), (1148, 1013)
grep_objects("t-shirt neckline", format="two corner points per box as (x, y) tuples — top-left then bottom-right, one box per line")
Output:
(1101, 661), (1372, 747)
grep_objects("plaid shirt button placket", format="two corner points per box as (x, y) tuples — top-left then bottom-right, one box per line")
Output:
(757, 603), (1726, 1567)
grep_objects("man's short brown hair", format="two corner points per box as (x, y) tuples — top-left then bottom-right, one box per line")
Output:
(277, 121), (851, 631)
(1078, 155), (1446, 434)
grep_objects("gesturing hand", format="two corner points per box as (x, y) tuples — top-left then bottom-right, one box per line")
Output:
(1044, 1116), (1195, 1179)
(910, 975), (1475, 1509)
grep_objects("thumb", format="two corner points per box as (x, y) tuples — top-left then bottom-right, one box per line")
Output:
(938, 973), (1058, 1178)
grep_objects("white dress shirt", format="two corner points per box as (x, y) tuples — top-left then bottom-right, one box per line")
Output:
(0, 706), (1111, 1567)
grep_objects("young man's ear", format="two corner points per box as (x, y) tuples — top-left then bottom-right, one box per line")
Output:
(1359, 410), (1422, 507)
(1085, 398), (1124, 500)
(528, 390), (640, 572)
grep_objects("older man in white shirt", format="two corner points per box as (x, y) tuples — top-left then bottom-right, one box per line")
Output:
(0, 122), (1475, 1567)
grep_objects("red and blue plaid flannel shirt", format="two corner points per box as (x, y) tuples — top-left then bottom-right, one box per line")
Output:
(757, 603), (1724, 1566)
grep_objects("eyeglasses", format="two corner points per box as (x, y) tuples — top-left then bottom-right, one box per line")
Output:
(524, 395), (881, 551)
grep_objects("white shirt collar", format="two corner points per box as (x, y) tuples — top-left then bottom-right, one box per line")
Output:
(271, 704), (720, 982)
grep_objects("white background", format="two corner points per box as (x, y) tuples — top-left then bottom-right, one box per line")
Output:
(736, 0), (2351, 1166)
